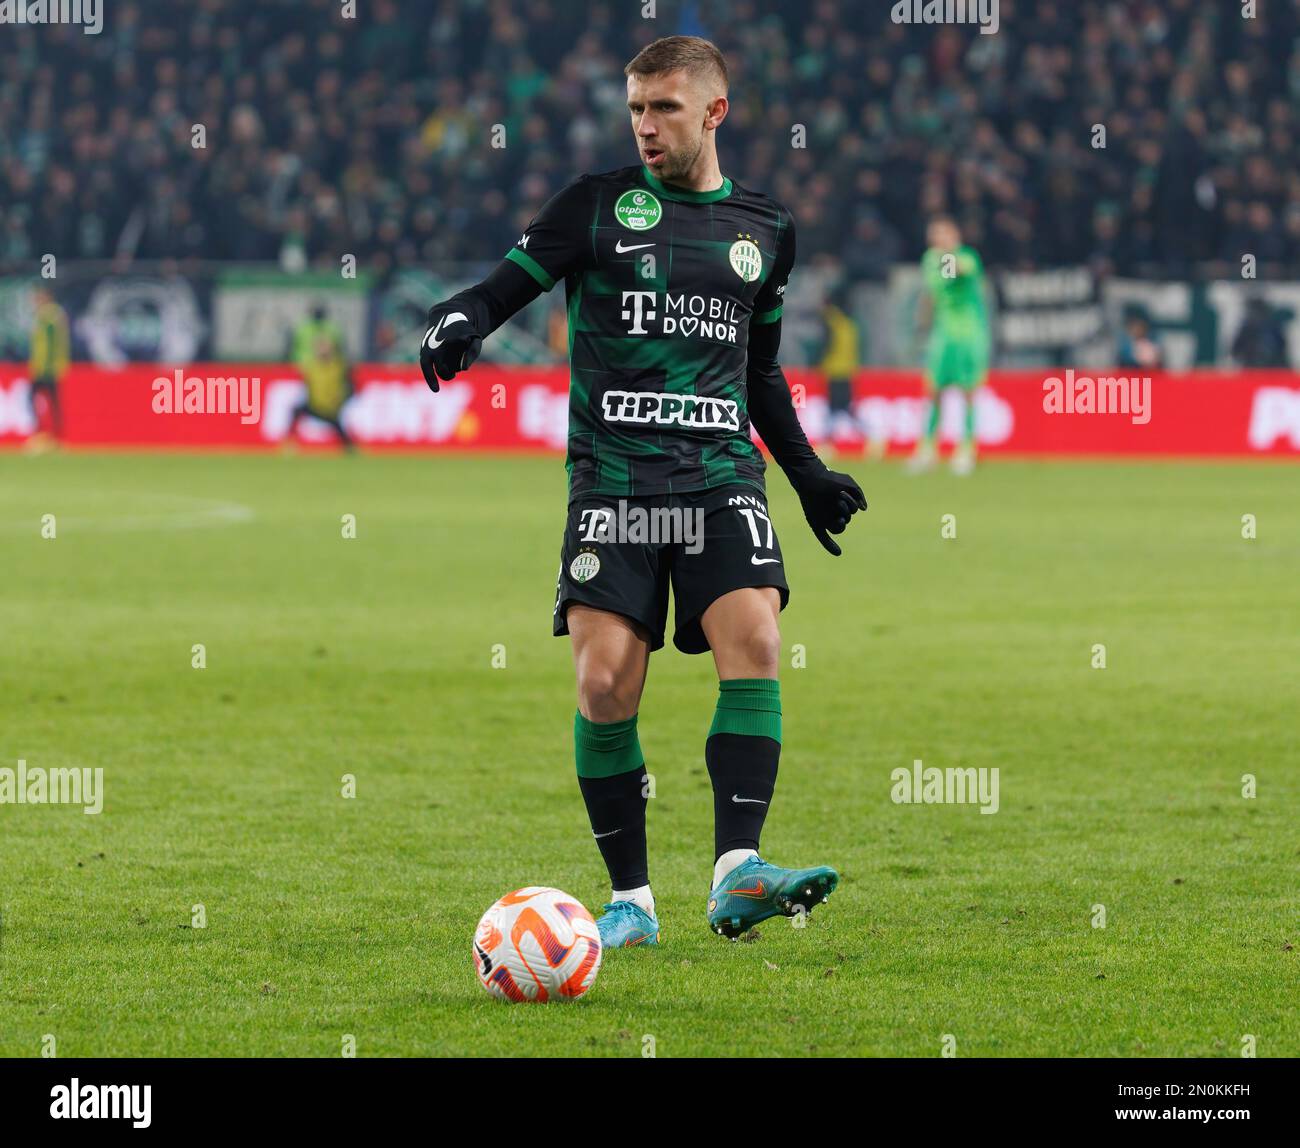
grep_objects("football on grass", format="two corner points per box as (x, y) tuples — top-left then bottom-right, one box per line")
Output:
(473, 887), (602, 1003)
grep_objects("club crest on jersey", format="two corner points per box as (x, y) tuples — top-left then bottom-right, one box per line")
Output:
(601, 390), (740, 431)
(569, 549), (601, 583)
(729, 235), (762, 283)
(615, 189), (662, 232)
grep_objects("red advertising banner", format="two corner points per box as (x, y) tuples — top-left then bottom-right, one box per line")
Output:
(1, 363), (1298, 456)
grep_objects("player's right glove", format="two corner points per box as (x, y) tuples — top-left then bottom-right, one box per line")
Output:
(789, 462), (868, 557)
(419, 303), (483, 391)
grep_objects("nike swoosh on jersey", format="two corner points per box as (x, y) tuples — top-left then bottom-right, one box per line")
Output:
(425, 312), (469, 349)
(614, 240), (655, 253)
(750, 556), (782, 566)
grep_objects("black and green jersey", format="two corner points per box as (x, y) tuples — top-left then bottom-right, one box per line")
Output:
(504, 165), (795, 499)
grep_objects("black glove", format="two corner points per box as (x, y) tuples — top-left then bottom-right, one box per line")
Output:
(419, 304), (483, 391)
(789, 464), (868, 556)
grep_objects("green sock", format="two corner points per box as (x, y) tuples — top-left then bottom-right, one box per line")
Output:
(924, 393), (941, 442)
(963, 392), (975, 445)
(708, 678), (782, 743)
(574, 712), (644, 778)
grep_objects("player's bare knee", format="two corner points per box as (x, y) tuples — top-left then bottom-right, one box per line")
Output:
(576, 666), (639, 723)
(752, 626), (782, 675)
(730, 625), (781, 678)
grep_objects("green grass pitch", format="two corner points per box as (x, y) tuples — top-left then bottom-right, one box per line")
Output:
(1, 451), (1295, 1058)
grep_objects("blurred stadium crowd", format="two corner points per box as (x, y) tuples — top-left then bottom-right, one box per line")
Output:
(2, 0), (1298, 282)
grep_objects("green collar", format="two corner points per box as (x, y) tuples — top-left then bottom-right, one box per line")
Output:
(640, 165), (733, 203)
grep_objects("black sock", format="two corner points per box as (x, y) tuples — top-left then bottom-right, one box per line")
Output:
(574, 712), (648, 889)
(706, 680), (782, 859)
(577, 768), (649, 889)
(706, 732), (780, 859)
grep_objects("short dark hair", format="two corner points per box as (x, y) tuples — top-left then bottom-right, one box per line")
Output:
(625, 35), (728, 94)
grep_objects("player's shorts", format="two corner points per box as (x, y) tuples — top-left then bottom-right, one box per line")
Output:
(926, 335), (989, 390)
(553, 484), (790, 655)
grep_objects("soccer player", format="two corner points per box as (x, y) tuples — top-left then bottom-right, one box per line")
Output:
(420, 36), (867, 946)
(909, 217), (989, 476)
(819, 283), (864, 455)
(26, 285), (69, 452)
(287, 304), (354, 450)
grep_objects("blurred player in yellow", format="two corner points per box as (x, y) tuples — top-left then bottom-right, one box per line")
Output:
(909, 218), (989, 476)
(26, 285), (70, 452)
(287, 303), (355, 451)
(819, 284), (864, 457)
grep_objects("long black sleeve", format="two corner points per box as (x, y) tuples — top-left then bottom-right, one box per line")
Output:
(440, 175), (598, 337)
(442, 258), (544, 337)
(746, 315), (823, 480)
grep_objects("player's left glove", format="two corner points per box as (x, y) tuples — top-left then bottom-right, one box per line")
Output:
(789, 463), (867, 557)
(419, 303), (483, 391)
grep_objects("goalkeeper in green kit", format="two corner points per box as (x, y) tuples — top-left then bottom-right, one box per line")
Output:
(908, 217), (989, 476)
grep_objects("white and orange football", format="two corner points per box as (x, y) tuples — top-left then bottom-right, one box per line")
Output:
(472, 887), (602, 1003)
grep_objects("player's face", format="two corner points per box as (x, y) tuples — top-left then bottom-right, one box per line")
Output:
(626, 70), (716, 181)
(928, 221), (960, 251)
